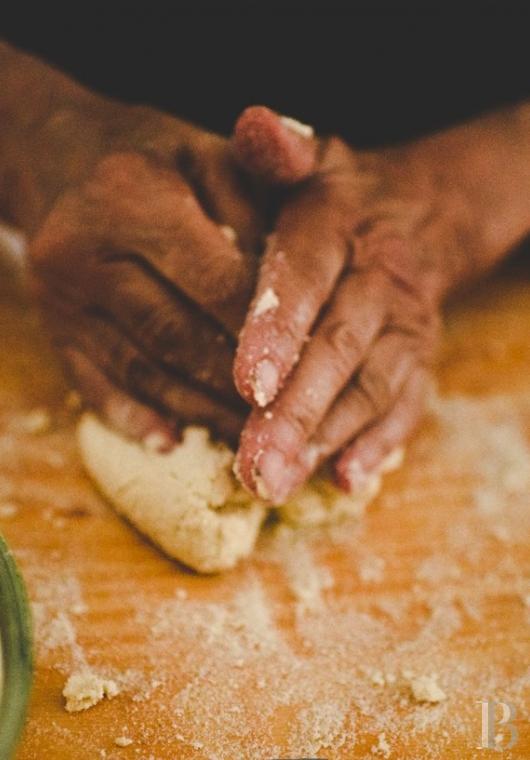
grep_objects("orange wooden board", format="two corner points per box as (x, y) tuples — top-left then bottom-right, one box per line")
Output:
(1, 250), (529, 759)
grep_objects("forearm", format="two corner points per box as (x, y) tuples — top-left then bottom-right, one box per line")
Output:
(0, 41), (111, 232)
(410, 100), (530, 293)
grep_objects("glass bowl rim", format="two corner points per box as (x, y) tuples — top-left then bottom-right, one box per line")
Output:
(0, 532), (33, 759)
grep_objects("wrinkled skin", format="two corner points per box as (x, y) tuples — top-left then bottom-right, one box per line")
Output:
(29, 107), (266, 445)
(4, 41), (527, 499)
(231, 106), (528, 503)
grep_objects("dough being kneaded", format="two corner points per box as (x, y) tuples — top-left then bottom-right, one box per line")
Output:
(78, 414), (266, 573)
(78, 414), (403, 572)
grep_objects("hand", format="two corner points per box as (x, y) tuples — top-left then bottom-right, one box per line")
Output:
(231, 106), (481, 503)
(29, 103), (265, 445)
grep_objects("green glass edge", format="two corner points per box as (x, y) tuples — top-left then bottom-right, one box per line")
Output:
(0, 533), (33, 760)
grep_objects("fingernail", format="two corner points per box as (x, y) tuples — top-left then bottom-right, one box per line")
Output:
(339, 457), (370, 493)
(250, 359), (279, 407)
(301, 443), (321, 471)
(142, 429), (175, 453)
(254, 449), (295, 504)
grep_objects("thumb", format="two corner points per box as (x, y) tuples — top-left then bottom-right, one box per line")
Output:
(233, 106), (318, 185)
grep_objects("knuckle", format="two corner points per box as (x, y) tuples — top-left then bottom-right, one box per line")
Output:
(91, 152), (149, 189)
(138, 304), (180, 358)
(322, 320), (364, 375)
(358, 363), (393, 418)
(123, 353), (151, 394)
(281, 398), (315, 441)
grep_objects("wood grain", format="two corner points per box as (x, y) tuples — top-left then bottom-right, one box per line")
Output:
(1, 251), (529, 760)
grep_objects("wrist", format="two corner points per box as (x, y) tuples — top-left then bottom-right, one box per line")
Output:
(409, 102), (530, 298)
(0, 41), (113, 232)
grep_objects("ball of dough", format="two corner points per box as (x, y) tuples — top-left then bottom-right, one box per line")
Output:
(77, 414), (266, 573)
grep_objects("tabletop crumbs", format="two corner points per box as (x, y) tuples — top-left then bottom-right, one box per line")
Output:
(114, 736), (134, 747)
(371, 731), (392, 757)
(63, 671), (120, 712)
(408, 674), (447, 704)
(0, 501), (18, 518)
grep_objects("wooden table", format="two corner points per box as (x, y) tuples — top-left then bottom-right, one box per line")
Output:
(1, 246), (529, 759)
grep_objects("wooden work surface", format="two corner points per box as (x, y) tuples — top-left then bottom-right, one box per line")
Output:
(1, 247), (530, 760)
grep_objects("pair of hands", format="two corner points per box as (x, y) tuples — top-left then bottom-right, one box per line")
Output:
(30, 102), (463, 504)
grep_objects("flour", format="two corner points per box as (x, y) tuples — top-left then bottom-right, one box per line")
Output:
(253, 286), (280, 317)
(279, 115), (315, 138)
(408, 674), (447, 704)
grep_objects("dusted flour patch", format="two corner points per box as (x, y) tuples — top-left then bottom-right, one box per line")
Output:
(77, 414), (266, 573)
(408, 674), (447, 704)
(279, 115), (314, 138)
(253, 287), (280, 317)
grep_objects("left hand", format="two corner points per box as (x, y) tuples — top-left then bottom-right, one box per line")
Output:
(231, 106), (478, 503)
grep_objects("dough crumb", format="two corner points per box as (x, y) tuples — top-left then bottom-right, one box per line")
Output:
(63, 670), (119, 712)
(280, 115), (314, 139)
(0, 501), (18, 518)
(409, 674), (446, 704)
(368, 669), (386, 686)
(21, 408), (51, 435)
(359, 555), (386, 584)
(219, 225), (237, 242)
(114, 736), (133, 747)
(250, 374), (268, 408)
(253, 287), (280, 317)
(142, 431), (169, 453)
(371, 731), (391, 757)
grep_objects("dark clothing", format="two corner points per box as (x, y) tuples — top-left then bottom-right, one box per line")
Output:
(4, 8), (530, 146)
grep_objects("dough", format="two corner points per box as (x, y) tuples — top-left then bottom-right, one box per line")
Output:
(78, 414), (266, 573)
(63, 670), (119, 712)
(78, 414), (403, 572)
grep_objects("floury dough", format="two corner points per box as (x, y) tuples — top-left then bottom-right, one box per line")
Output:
(78, 414), (403, 573)
(78, 415), (265, 573)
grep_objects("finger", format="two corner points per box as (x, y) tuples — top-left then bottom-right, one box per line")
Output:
(185, 137), (266, 255)
(35, 257), (240, 405)
(33, 154), (257, 335)
(90, 256), (240, 404)
(334, 367), (429, 492)
(236, 331), (417, 503)
(252, 366), (428, 503)
(233, 106), (318, 184)
(234, 181), (355, 409)
(308, 332), (420, 458)
(50, 308), (246, 444)
(233, 270), (387, 495)
(61, 348), (177, 449)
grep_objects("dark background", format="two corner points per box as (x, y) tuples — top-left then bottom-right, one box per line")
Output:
(3, 6), (530, 147)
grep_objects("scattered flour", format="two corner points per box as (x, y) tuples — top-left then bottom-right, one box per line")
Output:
(371, 731), (392, 757)
(114, 736), (133, 747)
(408, 674), (447, 704)
(0, 501), (18, 518)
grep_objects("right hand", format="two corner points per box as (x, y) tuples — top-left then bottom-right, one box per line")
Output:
(29, 104), (265, 445)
